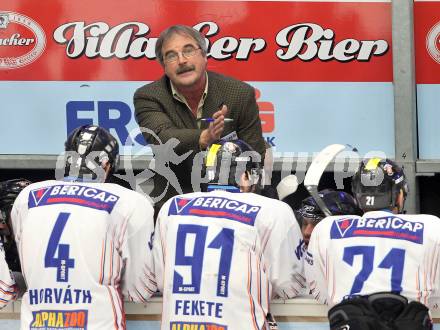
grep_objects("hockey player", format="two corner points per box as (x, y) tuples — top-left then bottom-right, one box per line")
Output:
(152, 139), (305, 330)
(295, 189), (362, 299)
(10, 125), (156, 330)
(0, 179), (31, 272)
(295, 189), (362, 249)
(305, 158), (435, 330)
(0, 179), (30, 309)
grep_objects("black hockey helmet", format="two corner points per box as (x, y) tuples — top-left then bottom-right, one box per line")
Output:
(0, 178), (31, 210)
(0, 178), (31, 272)
(0, 179), (32, 228)
(351, 158), (408, 212)
(295, 189), (363, 226)
(64, 125), (119, 180)
(203, 139), (262, 191)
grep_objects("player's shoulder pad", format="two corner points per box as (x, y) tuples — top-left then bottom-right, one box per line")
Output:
(408, 213), (440, 227)
(16, 180), (56, 205)
(317, 214), (360, 230)
(104, 183), (153, 207)
(254, 195), (296, 223)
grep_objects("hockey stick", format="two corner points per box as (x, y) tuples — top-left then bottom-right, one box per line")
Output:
(276, 174), (298, 201)
(266, 312), (279, 330)
(304, 144), (347, 216)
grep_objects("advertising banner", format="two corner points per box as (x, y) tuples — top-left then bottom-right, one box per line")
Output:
(0, 0), (394, 158)
(415, 0), (440, 159)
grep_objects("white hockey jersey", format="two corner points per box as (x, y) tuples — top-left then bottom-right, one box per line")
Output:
(153, 190), (305, 330)
(10, 179), (156, 330)
(305, 210), (440, 308)
(0, 239), (17, 308)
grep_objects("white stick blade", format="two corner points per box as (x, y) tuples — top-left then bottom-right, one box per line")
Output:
(304, 144), (346, 187)
(276, 174), (299, 200)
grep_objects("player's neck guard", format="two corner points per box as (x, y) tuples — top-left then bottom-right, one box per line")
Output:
(63, 176), (105, 183)
(378, 208), (395, 214)
(207, 185), (240, 193)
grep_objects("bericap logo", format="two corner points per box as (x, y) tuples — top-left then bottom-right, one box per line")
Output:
(173, 197), (193, 214)
(169, 196), (260, 226)
(334, 218), (355, 237)
(330, 216), (424, 244)
(28, 185), (119, 213)
(0, 11), (46, 70)
(30, 187), (51, 206)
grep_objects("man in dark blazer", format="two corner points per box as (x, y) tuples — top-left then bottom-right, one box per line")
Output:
(134, 25), (265, 217)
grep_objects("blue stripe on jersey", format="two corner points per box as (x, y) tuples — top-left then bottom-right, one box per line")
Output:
(28, 185), (119, 213)
(330, 217), (424, 244)
(168, 196), (261, 226)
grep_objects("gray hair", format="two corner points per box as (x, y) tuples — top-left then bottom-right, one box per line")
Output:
(155, 25), (207, 65)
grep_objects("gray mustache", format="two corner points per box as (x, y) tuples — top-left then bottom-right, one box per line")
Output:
(176, 65), (195, 74)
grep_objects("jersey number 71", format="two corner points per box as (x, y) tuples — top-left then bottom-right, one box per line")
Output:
(343, 246), (405, 295)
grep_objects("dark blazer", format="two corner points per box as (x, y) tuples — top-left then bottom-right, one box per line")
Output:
(133, 71), (266, 211)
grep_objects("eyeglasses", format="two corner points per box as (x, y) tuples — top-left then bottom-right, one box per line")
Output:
(163, 46), (202, 63)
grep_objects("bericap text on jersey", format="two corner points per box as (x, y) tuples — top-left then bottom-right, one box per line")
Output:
(192, 197), (260, 214)
(49, 185), (119, 203)
(358, 217), (423, 233)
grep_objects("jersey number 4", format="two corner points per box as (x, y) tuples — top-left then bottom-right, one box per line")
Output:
(44, 212), (75, 282)
(173, 224), (233, 297)
(343, 246), (405, 295)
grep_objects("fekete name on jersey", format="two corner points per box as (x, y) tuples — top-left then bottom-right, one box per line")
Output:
(169, 196), (261, 226)
(174, 299), (223, 319)
(330, 216), (424, 244)
(28, 184), (119, 213)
